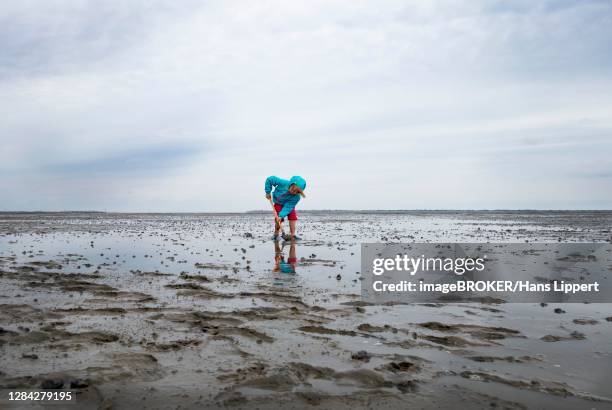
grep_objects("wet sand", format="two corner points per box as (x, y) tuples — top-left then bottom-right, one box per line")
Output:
(0, 211), (611, 409)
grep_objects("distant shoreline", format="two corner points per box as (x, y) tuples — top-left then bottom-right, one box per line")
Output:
(0, 210), (611, 215)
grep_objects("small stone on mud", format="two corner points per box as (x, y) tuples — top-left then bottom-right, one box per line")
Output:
(554, 308), (565, 314)
(351, 350), (371, 362)
(41, 379), (64, 389)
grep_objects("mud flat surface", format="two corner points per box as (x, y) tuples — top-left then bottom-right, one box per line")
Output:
(0, 211), (611, 409)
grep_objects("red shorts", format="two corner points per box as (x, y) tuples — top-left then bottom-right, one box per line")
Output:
(274, 203), (298, 221)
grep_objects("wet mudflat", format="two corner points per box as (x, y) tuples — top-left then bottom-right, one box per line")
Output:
(0, 211), (611, 409)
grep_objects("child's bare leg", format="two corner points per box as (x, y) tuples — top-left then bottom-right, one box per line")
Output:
(274, 220), (280, 236)
(289, 241), (296, 259)
(289, 220), (296, 237)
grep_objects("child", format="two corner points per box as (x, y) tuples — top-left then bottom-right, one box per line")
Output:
(265, 175), (306, 241)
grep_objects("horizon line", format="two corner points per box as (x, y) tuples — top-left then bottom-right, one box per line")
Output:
(1, 209), (611, 214)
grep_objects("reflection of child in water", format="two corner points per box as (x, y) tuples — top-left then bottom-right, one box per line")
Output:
(274, 240), (297, 274)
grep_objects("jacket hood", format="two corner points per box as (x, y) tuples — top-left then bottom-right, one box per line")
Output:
(289, 176), (306, 191)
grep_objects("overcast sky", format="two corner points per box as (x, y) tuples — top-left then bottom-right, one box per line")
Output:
(1, 0), (611, 211)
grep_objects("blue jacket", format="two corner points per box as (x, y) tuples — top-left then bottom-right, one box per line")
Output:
(265, 176), (307, 218)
